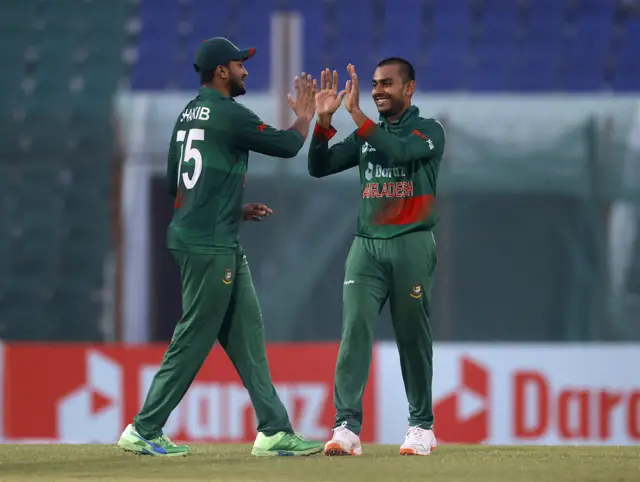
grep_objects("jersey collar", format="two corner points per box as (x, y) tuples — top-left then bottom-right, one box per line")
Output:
(379, 105), (419, 126)
(198, 86), (232, 101)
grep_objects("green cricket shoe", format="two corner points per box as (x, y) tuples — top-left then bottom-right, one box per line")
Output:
(117, 423), (190, 457)
(251, 431), (323, 457)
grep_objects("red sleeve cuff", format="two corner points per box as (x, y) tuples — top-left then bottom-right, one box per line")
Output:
(313, 123), (337, 141)
(356, 118), (376, 138)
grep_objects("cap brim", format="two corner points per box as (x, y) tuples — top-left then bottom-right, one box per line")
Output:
(237, 48), (256, 61)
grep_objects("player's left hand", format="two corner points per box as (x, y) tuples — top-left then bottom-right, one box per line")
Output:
(344, 64), (360, 114)
(242, 203), (273, 222)
(288, 72), (318, 122)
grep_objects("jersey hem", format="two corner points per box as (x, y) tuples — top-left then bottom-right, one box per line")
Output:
(354, 225), (434, 240)
(166, 244), (238, 254)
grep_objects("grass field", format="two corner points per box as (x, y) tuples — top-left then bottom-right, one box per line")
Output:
(0, 444), (638, 481)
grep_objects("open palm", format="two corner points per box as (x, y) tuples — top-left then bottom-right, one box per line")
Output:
(316, 69), (347, 116)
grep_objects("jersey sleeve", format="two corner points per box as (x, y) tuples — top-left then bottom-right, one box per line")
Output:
(166, 123), (180, 197)
(356, 118), (445, 164)
(227, 104), (305, 158)
(308, 123), (359, 178)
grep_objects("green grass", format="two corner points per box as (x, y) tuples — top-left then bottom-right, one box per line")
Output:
(0, 445), (638, 481)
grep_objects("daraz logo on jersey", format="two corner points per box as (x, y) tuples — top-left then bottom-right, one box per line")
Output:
(364, 162), (407, 181)
(363, 162), (413, 199)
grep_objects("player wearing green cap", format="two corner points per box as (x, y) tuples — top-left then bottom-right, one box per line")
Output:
(309, 59), (445, 456)
(117, 37), (322, 457)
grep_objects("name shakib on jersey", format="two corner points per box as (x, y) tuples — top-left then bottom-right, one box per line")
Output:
(180, 106), (211, 122)
(362, 181), (414, 199)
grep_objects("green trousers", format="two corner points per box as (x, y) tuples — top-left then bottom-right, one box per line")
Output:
(334, 230), (437, 435)
(134, 248), (293, 440)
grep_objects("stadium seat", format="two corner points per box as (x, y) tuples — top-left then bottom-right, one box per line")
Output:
(467, 42), (515, 92)
(384, 0), (424, 65)
(301, 3), (328, 78)
(0, 0), (127, 341)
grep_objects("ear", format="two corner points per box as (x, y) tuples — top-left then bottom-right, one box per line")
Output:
(217, 65), (228, 80)
(405, 80), (415, 97)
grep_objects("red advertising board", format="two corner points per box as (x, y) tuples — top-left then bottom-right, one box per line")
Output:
(2, 343), (376, 444)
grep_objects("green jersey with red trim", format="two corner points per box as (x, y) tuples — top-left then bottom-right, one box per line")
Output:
(308, 106), (445, 239)
(166, 87), (305, 253)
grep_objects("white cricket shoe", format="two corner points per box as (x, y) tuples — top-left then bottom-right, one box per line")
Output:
(399, 426), (437, 455)
(324, 422), (363, 456)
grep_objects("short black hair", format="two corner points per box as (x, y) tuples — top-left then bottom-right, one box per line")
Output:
(196, 62), (229, 84)
(199, 69), (214, 84)
(376, 57), (415, 83)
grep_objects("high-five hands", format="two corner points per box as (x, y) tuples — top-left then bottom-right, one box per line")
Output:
(314, 65), (362, 128)
(343, 64), (361, 114)
(315, 69), (348, 117)
(288, 72), (317, 123)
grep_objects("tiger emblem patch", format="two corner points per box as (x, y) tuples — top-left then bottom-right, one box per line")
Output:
(410, 284), (423, 299)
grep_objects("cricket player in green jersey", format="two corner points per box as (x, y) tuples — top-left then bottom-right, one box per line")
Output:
(308, 59), (445, 456)
(117, 37), (323, 457)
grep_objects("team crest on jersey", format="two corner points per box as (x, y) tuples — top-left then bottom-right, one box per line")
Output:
(410, 284), (423, 299)
(222, 269), (233, 285)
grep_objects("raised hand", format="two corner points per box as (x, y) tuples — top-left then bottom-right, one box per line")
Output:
(316, 69), (348, 116)
(288, 72), (317, 122)
(343, 64), (360, 114)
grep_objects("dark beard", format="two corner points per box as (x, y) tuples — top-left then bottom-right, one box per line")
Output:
(378, 98), (404, 118)
(229, 75), (246, 97)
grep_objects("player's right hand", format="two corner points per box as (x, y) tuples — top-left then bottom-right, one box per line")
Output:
(288, 72), (317, 122)
(316, 69), (348, 118)
(242, 203), (273, 222)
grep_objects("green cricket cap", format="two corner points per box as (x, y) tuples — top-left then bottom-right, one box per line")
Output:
(194, 37), (256, 72)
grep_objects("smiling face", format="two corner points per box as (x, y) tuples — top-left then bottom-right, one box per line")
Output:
(371, 63), (415, 119)
(226, 60), (248, 96)
(216, 60), (248, 97)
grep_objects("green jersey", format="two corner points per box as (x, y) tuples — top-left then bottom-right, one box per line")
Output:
(166, 87), (305, 253)
(308, 106), (445, 239)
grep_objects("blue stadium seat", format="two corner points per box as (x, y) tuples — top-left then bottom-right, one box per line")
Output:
(422, 40), (468, 91)
(612, 70), (639, 92)
(133, 0), (181, 89)
(433, 8), (471, 41)
(511, 42), (560, 91)
(467, 43), (515, 92)
(624, 18), (640, 43)
(432, 0), (470, 12)
(130, 0), (637, 93)
(613, 20), (640, 91)
(331, 4), (376, 76)
(483, 8), (519, 41)
(577, 0), (615, 14)
(132, 40), (176, 90)
(510, 68), (558, 91)
(570, 9), (614, 60)
(617, 20), (640, 66)
(561, 65), (603, 91)
(139, 0), (180, 33)
(190, 0), (231, 41)
(301, 3), (327, 78)
(385, 0), (423, 62)
(524, 0), (567, 46)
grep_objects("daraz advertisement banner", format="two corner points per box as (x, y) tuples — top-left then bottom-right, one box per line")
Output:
(379, 344), (640, 446)
(1, 342), (639, 445)
(0, 343), (375, 444)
